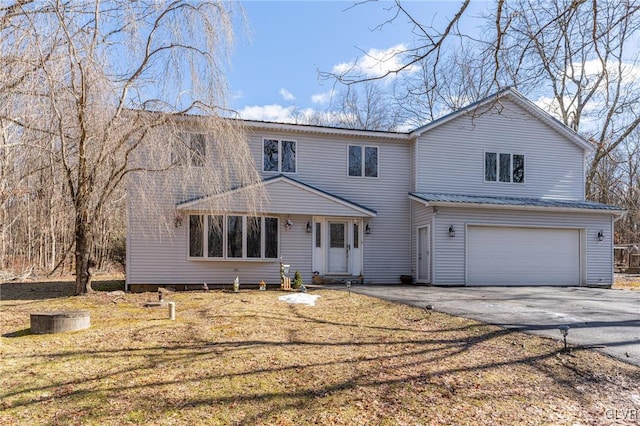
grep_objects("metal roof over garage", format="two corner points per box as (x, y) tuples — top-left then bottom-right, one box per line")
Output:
(409, 192), (625, 214)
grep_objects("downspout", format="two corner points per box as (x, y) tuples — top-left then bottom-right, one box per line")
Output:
(412, 136), (421, 283)
(432, 206), (438, 285)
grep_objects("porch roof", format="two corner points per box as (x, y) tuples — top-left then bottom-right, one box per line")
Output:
(177, 175), (377, 218)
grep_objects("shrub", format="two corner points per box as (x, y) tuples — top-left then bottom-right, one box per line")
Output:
(292, 270), (303, 289)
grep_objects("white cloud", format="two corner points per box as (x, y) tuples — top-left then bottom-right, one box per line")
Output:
(239, 104), (296, 122)
(311, 90), (334, 104)
(279, 88), (296, 102)
(238, 104), (320, 124)
(332, 44), (418, 80)
(231, 90), (244, 100)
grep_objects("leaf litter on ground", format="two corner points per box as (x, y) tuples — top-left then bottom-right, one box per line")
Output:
(0, 278), (639, 425)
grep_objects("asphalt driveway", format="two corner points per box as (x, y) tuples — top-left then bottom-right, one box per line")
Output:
(348, 285), (640, 367)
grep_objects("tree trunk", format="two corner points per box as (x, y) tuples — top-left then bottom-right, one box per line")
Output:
(74, 207), (94, 295)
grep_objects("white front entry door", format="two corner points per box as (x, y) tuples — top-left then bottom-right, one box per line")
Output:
(327, 221), (349, 273)
(417, 226), (430, 283)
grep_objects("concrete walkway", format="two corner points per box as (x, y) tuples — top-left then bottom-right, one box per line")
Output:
(347, 285), (640, 367)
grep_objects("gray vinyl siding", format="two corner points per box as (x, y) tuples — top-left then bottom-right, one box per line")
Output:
(126, 167), (312, 285)
(410, 139), (417, 193)
(416, 99), (586, 200)
(248, 131), (412, 283)
(127, 105), (615, 289)
(181, 179), (374, 217)
(128, 128), (411, 286)
(429, 207), (613, 286)
(128, 198), (313, 285)
(410, 200), (434, 279)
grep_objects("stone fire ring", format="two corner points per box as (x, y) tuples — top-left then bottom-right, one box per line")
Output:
(30, 311), (91, 334)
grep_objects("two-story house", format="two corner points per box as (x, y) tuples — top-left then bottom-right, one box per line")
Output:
(126, 89), (624, 291)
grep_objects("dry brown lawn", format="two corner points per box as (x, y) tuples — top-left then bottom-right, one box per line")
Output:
(1, 277), (639, 425)
(614, 274), (640, 290)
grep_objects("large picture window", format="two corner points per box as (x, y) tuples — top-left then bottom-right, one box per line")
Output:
(189, 214), (279, 260)
(207, 215), (223, 257)
(484, 152), (525, 184)
(348, 145), (378, 177)
(263, 139), (297, 173)
(246, 217), (262, 258)
(265, 217), (278, 258)
(189, 215), (204, 257)
(227, 216), (243, 258)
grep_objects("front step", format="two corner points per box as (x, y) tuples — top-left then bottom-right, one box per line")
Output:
(312, 274), (363, 285)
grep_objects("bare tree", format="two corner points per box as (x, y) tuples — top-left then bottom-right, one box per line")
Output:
(323, 82), (403, 131)
(393, 44), (504, 128)
(324, 0), (471, 87)
(327, 0), (640, 242)
(1, 1), (261, 293)
(494, 0), (640, 196)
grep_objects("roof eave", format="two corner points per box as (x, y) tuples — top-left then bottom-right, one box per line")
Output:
(177, 175), (377, 218)
(409, 195), (625, 216)
(408, 88), (594, 152)
(272, 175), (377, 217)
(243, 120), (410, 141)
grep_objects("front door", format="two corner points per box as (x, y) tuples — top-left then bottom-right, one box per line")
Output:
(417, 226), (430, 283)
(328, 221), (349, 273)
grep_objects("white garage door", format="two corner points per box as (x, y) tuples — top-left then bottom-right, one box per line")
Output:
(467, 226), (581, 286)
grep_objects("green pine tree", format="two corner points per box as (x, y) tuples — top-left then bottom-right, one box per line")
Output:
(292, 270), (303, 289)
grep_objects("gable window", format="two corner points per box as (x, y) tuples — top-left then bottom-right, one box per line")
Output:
(263, 139), (296, 173)
(189, 214), (278, 260)
(348, 145), (378, 177)
(485, 152), (524, 184)
(173, 133), (206, 167)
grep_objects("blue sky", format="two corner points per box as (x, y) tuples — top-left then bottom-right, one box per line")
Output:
(227, 0), (490, 122)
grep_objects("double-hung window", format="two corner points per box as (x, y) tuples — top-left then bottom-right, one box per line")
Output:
(485, 152), (524, 183)
(173, 133), (206, 167)
(263, 139), (296, 173)
(189, 214), (278, 260)
(348, 145), (378, 177)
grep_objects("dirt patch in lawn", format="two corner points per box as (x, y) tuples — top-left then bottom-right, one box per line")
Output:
(1, 279), (639, 425)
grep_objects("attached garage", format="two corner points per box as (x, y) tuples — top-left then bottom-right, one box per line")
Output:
(466, 226), (582, 286)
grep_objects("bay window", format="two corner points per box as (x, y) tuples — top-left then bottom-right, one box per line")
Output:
(189, 214), (278, 260)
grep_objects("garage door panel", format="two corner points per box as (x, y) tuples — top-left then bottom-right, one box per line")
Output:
(467, 226), (580, 286)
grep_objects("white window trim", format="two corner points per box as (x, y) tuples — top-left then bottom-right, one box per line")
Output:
(347, 144), (379, 178)
(188, 214), (279, 261)
(262, 138), (297, 174)
(483, 151), (525, 184)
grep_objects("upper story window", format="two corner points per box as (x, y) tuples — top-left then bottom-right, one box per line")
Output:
(348, 145), (378, 177)
(189, 214), (278, 260)
(485, 152), (524, 184)
(263, 139), (296, 173)
(173, 133), (206, 167)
